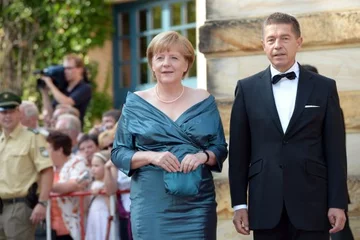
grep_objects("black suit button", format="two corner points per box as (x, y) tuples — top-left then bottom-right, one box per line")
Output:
(279, 164), (283, 169)
(282, 140), (288, 145)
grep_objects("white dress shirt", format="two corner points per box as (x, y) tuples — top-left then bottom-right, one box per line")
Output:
(233, 62), (300, 211)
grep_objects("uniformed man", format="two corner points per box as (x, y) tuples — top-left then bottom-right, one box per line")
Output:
(0, 91), (53, 239)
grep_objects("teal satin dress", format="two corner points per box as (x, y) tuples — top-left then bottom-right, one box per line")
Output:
(111, 92), (228, 240)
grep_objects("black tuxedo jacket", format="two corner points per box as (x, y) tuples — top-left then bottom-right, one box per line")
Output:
(228, 65), (348, 231)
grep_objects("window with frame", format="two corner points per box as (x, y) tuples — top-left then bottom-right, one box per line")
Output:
(113, 0), (196, 106)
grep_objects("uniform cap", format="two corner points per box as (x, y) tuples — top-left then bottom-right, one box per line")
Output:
(0, 91), (21, 112)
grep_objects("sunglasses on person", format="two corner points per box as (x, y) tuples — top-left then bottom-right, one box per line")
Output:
(102, 142), (113, 150)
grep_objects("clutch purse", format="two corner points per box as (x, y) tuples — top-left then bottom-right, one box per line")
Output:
(163, 166), (202, 196)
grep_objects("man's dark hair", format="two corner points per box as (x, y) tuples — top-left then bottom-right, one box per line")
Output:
(78, 133), (99, 148)
(102, 109), (122, 122)
(263, 12), (301, 38)
(46, 130), (72, 156)
(302, 64), (319, 74)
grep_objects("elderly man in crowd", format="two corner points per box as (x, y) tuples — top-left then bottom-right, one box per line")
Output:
(47, 104), (80, 129)
(19, 100), (39, 129)
(55, 113), (82, 152)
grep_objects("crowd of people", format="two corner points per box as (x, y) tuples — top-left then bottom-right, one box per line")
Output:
(0, 92), (131, 239)
(0, 10), (352, 240)
(0, 53), (131, 240)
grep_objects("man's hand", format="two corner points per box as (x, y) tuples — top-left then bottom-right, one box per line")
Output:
(328, 208), (346, 234)
(76, 179), (90, 191)
(30, 203), (46, 225)
(41, 76), (54, 88)
(233, 209), (250, 235)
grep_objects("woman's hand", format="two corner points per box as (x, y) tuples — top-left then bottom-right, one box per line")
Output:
(149, 151), (180, 172)
(105, 160), (115, 170)
(180, 152), (207, 173)
(91, 188), (102, 196)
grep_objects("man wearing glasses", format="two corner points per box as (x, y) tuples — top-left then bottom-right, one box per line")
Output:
(40, 54), (92, 127)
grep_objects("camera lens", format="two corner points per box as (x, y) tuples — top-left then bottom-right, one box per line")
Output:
(36, 79), (46, 89)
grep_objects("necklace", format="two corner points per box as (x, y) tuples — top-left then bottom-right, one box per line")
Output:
(155, 84), (185, 104)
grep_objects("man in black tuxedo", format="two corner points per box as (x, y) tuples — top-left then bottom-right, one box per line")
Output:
(302, 64), (354, 240)
(228, 12), (348, 240)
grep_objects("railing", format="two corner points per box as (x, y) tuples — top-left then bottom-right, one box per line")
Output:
(46, 189), (130, 240)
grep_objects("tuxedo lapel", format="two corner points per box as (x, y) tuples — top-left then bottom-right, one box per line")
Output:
(259, 67), (284, 135)
(285, 66), (315, 136)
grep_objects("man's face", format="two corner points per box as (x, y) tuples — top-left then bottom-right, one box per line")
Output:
(101, 116), (116, 130)
(79, 140), (99, 163)
(63, 59), (82, 82)
(0, 108), (21, 132)
(19, 106), (37, 128)
(262, 23), (303, 72)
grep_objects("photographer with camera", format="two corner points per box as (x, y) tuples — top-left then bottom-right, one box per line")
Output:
(0, 91), (53, 239)
(40, 54), (92, 127)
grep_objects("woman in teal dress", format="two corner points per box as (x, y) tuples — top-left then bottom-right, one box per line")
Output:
(111, 31), (228, 240)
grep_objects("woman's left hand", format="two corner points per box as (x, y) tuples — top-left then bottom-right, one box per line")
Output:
(180, 153), (207, 173)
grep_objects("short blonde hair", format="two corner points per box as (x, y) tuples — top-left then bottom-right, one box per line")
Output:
(63, 54), (84, 68)
(98, 128), (115, 150)
(93, 150), (111, 163)
(147, 31), (195, 79)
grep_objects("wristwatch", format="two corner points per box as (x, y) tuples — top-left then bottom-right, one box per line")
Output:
(38, 200), (48, 208)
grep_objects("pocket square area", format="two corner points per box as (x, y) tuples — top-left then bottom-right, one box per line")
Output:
(305, 105), (320, 108)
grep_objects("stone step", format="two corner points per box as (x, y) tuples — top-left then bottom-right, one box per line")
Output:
(348, 216), (360, 240)
(217, 219), (253, 240)
(218, 216), (360, 240)
(214, 174), (360, 239)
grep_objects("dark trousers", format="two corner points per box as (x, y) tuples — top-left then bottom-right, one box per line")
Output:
(254, 206), (329, 240)
(51, 230), (72, 240)
(331, 211), (354, 240)
(119, 216), (133, 240)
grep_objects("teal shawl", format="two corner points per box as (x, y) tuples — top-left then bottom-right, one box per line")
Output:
(111, 92), (228, 196)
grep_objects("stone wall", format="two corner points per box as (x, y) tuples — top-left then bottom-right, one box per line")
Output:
(199, 1), (360, 239)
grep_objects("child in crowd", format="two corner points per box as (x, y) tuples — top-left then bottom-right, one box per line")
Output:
(105, 160), (132, 240)
(85, 150), (116, 240)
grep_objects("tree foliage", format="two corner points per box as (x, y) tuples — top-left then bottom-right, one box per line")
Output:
(0, 0), (112, 91)
(0, 0), (114, 128)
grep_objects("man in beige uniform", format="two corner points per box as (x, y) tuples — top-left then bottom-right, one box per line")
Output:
(0, 91), (53, 239)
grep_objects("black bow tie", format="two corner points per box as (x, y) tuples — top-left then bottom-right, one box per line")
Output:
(272, 71), (296, 84)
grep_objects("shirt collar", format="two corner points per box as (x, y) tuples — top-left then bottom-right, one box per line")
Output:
(270, 61), (300, 78)
(0, 123), (23, 141)
(9, 123), (23, 139)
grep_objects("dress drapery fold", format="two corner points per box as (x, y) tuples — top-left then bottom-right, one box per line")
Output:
(111, 92), (228, 240)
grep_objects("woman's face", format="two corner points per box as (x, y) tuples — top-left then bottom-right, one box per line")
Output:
(47, 143), (63, 167)
(151, 46), (189, 84)
(91, 157), (105, 181)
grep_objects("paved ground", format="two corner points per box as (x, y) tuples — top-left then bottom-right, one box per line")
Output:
(218, 216), (360, 240)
